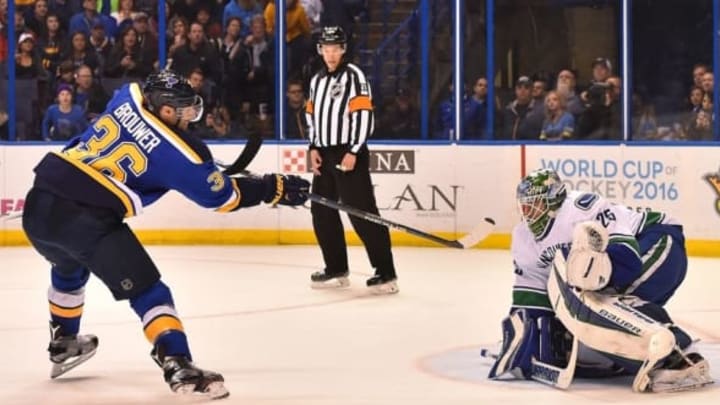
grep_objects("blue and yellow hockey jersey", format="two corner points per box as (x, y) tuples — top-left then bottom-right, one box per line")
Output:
(33, 83), (250, 217)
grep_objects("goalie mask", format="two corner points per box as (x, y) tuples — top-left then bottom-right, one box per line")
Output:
(143, 70), (204, 123)
(517, 169), (567, 240)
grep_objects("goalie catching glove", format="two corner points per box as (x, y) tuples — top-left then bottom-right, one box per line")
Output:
(263, 174), (310, 206)
(566, 221), (612, 291)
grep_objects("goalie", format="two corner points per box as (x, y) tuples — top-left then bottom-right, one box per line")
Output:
(487, 168), (713, 393)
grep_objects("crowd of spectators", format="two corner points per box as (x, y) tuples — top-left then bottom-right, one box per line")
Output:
(0, 0), (367, 140)
(425, 56), (716, 141)
(0, 0), (716, 141)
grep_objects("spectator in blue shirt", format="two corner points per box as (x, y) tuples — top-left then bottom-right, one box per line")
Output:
(539, 90), (575, 141)
(223, 0), (262, 38)
(42, 84), (88, 141)
(69, 0), (116, 38)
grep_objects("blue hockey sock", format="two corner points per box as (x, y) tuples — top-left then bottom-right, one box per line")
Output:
(49, 267), (90, 336)
(130, 281), (192, 360)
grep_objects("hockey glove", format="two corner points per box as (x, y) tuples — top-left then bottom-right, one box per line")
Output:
(566, 221), (612, 291)
(263, 174), (310, 206)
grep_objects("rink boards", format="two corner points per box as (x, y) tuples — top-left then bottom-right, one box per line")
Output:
(1, 143), (719, 256)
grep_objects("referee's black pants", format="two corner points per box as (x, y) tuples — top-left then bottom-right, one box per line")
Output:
(310, 145), (397, 279)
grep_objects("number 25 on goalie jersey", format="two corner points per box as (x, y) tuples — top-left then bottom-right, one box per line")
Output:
(35, 83), (241, 217)
(510, 190), (685, 317)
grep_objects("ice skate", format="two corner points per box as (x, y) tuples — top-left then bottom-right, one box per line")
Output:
(48, 321), (98, 379)
(152, 346), (229, 400)
(366, 275), (399, 295)
(646, 352), (714, 393)
(310, 270), (350, 289)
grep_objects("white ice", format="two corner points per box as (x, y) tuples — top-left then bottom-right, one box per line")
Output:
(0, 246), (718, 404)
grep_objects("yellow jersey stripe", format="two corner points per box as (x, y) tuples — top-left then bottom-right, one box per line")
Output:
(216, 178), (243, 213)
(50, 303), (83, 318)
(53, 152), (136, 217)
(128, 84), (203, 164)
(143, 315), (184, 343)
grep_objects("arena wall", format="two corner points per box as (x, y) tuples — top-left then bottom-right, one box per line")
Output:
(2, 143), (719, 256)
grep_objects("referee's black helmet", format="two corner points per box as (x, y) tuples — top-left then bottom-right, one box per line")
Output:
(317, 26), (347, 53)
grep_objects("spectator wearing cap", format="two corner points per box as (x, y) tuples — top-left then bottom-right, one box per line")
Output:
(69, 0), (117, 38)
(577, 75), (622, 140)
(131, 11), (158, 58)
(89, 20), (112, 68)
(591, 57), (612, 82)
(502, 76), (544, 140)
(42, 83), (88, 141)
(377, 86), (419, 139)
(223, 0), (262, 39)
(15, 32), (47, 79)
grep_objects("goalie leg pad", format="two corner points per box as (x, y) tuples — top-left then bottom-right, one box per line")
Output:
(488, 310), (571, 380)
(549, 251), (676, 363)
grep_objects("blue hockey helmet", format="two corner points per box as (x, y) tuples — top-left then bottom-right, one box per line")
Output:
(516, 168), (567, 239)
(142, 69), (204, 123)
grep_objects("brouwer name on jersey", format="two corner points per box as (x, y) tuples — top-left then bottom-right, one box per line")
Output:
(112, 102), (162, 153)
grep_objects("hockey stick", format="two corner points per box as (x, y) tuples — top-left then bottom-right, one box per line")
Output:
(480, 336), (579, 390)
(221, 132), (263, 176)
(305, 193), (495, 249)
(0, 211), (23, 221)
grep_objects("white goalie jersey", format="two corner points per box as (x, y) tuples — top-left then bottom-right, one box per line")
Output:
(510, 190), (678, 316)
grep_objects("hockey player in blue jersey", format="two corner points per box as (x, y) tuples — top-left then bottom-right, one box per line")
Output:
(21, 69), (310, 399)
(487, 168), (712, 393)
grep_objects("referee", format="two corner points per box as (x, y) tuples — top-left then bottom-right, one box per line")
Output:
(306, 26), (398, 294)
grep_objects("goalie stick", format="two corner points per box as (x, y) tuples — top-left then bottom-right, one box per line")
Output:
(305, 193), (495, 249)
(481, 335), (579, 390)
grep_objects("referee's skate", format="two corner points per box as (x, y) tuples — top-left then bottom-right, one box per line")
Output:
(310, 271), (350, 289)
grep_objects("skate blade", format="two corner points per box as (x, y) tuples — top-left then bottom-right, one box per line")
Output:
(651, 379), (714, 393)
(369, 281), (399, 295)
(204, 381), (230, 399)
(173, 381), (230, 400)
(310, 277), (350, 289)
(50, 348), (98, 379)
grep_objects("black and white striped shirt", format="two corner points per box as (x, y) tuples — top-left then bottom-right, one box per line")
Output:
(305, 62), (374, 153)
